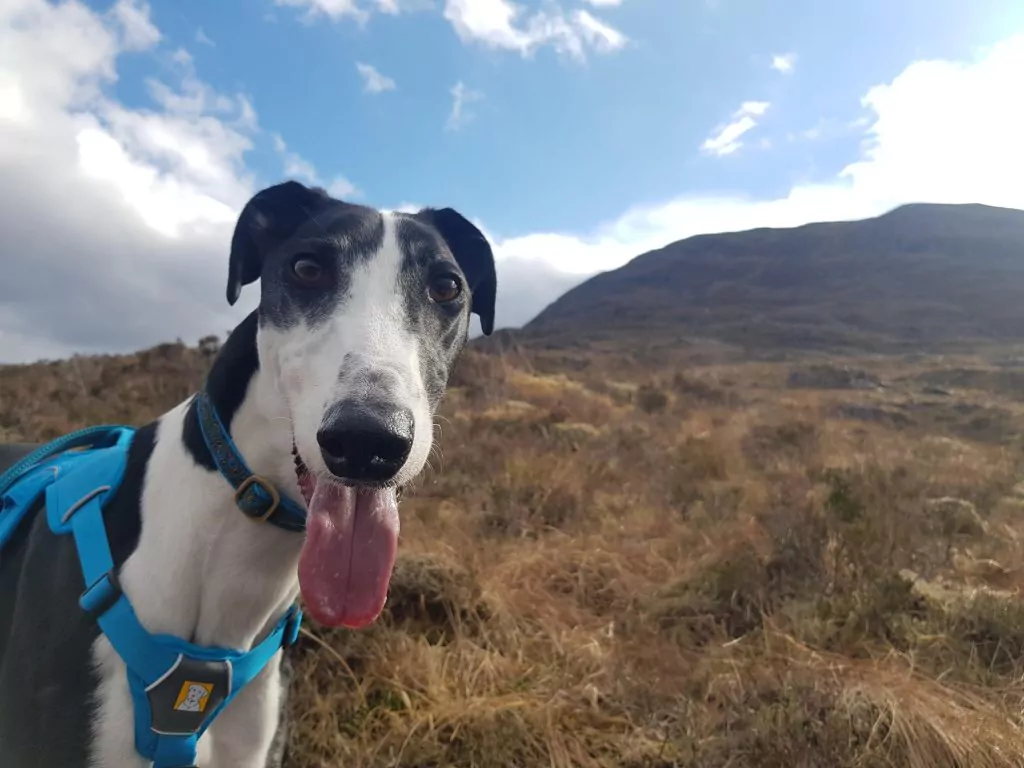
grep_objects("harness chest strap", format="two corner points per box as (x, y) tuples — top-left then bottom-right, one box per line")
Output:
(68, 492), (302, 766)
(1, 426), (303, 768)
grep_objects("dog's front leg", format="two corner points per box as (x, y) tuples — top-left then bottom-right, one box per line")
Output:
(263, 652), (294, 768)
(207, 651), (284, 768)
(88, 637), (151, 768)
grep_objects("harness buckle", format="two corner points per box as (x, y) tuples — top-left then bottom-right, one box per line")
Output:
(234, 475), (281, 523)
(79, 569), (123, 620)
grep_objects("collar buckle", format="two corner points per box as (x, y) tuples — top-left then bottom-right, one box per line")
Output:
(234, 475), (281, 523)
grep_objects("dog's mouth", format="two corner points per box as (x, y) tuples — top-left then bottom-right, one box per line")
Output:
(290, 442), (400, 630)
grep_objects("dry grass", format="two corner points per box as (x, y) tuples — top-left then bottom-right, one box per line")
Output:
(4, 339), (1024, 767)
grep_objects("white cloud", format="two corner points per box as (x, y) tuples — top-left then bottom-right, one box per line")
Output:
(275, 0), (429, 22)
(446, 80), (484, 131)
(275, 0), (365, 22)
(738, 100), (769, 117)
(277, 0), (628, 60)
(108, 0), (160, 51)
(839, 36), (1024, 210)
(326, 176), (360, 199)
(384, 202), (424, 213)
(442, 0), (627, 60)
(0, 0), (351, 363)
(272, 133), (318, 183)
(271, 134), (361, 198)
(372, 0), (431, 14)
(573, 9), (627, 52)
(700, 100), (770, 156)
(195, 27), (215, 47)
(771, 52), (796, 74)
(0, 0), (258, 252)
(356, 62), (396, 93)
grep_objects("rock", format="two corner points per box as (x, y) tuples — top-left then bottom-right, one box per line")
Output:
(926, 497), (988, 537)
(1013, 482), (1024, 499)
(921, 385), (952, 396)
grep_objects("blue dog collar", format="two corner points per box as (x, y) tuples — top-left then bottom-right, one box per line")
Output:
(194, 391), (308, 532)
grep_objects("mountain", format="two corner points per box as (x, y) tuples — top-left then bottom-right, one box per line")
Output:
(521, 204), (1024, 354)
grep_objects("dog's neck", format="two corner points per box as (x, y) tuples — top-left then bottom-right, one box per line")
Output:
(120, 311), (303, 651)
(188, 311), (301, 505)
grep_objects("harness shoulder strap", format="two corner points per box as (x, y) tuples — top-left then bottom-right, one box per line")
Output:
(1, 427), (133, 555)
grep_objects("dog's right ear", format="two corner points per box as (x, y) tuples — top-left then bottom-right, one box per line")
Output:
(226, 181), (331, 305)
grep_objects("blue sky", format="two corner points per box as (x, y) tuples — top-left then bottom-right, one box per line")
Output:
(98, 0), (1023, 233)
(2, 0), (1024, 361)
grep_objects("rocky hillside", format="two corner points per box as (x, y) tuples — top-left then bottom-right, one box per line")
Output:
(524, 203), (1024, 354)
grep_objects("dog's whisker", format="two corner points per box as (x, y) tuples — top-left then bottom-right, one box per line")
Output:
(427, 442), (446, 475)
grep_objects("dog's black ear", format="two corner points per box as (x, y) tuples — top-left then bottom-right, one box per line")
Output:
(226, 181), (331, 305)
(418, 207), (498, 335)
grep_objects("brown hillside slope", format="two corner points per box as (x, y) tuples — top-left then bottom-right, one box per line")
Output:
(3, 340), (1024, 767)
(524, 203), (1024, 355)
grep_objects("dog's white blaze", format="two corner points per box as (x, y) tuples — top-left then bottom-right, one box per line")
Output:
(264, 212), (433, 487)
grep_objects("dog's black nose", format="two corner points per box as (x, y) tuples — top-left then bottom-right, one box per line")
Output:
(317, 404), (414, 484)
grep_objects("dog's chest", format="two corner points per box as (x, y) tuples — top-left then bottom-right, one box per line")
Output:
(123, 404), (301, 647)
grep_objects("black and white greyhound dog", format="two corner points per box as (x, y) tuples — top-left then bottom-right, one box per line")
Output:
(0, 179), (497, 767)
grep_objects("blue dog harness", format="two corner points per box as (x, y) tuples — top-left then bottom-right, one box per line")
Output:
(0, 393), (307, 767)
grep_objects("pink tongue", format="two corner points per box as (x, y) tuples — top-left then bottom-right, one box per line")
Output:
(297, 481), (399, 628)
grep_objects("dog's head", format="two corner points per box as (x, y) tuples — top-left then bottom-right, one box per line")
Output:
(226, 180), (496, 628)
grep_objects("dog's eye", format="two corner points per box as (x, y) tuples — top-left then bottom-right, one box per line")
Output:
(428, 274), (462, 303)
(291, 256), (324, 286)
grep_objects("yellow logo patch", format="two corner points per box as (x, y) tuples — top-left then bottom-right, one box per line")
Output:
(173, 681), (214, 713)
